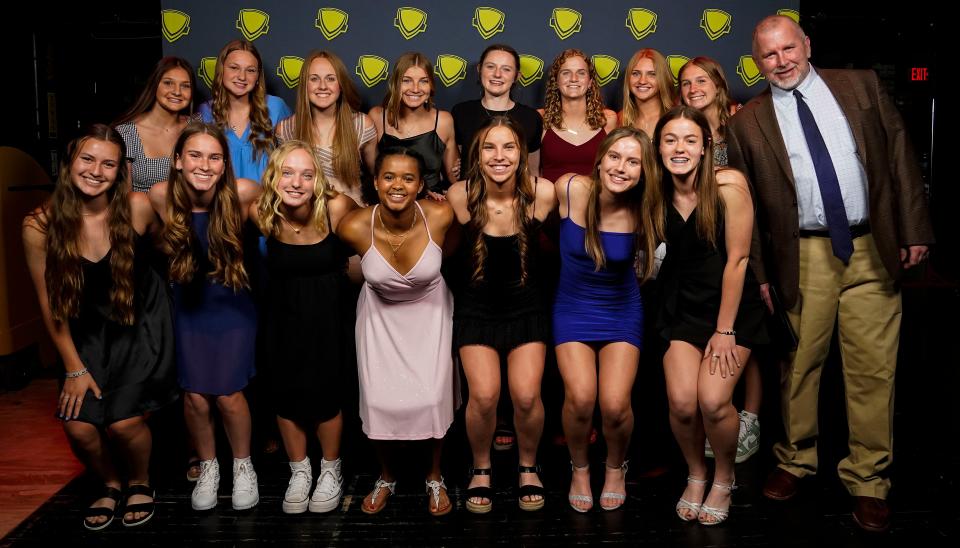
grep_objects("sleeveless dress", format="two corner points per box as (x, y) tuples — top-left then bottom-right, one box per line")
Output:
(260, 232), (354, 423)
(115, 123), (170, 192)
(656, 205), (768, 349)
(540, 128), (606, 182)
(553, 179), (643, 349)
(355, 203), (456, 439)
(66, 236), (178, 425)
(377, 109), (447, 194)
(173, 212), (258, 395)
(452, 203), (550, 354)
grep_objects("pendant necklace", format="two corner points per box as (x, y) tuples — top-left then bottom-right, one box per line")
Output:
(281, 216), (304, 234)
(378, 207), (418, 259)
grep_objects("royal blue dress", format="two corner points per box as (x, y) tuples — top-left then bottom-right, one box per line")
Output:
(197, 95), (292, 183)
(553, 187), (643, 349)
(172, 212), (257, 395)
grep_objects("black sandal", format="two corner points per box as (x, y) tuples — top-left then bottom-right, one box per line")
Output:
(83, 486), (122, 531)
(465, 467), (493, 514)
(518, 464), (545, 511)
(121, 484), (156, 527)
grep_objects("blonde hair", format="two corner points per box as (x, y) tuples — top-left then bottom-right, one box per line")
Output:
(620, 49), (676, 129)
(382, 52), (435, 129)
(542, 49), (606, 131)
(290, 50), (363, 187)
(256, 140), (336, 238)
(210, 40), (276, 160)
(583, 127), (655, 271)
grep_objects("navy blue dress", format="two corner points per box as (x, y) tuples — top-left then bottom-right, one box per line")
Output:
(173, 212), (257, 395)
(552, 193), (643, 348)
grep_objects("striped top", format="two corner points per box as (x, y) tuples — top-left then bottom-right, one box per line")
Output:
(276, 112), (376, 205)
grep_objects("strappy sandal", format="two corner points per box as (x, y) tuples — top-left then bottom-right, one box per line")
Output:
(698, 481), (736, 526)
(122, 483), (156, 527)
(83, 485), (122, 531)
(568, 461), (593, 513)
(361, 477), (396, 515)
(517, 464), (545, 512)
(599, 461), (629, 511)
(676, 476), (708, 522)
(425, 477), (452, 517)
(465, 467), (493, 514)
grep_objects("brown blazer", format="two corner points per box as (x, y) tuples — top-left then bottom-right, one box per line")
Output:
(726, 68), (934, 309)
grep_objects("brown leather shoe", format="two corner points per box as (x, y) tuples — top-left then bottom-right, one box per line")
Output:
(762, 468), (801, 500)
(853, 496), (891, 533)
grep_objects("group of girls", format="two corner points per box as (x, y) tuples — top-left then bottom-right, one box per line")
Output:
(25, 37), (768, 530)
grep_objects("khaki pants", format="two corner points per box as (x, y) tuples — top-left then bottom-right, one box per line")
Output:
(773, 234), (900, 499)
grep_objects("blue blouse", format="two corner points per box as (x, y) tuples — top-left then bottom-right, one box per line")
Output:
(197, 94), (292, 183)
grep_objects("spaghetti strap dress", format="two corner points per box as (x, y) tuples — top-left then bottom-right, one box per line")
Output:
(355, 203), (456, 440)
(656, 204), (768, 349)
(65, 235), (178, 425)
(552, 177), (643, 349)
(540, 128), (606, 182)
(377, 109), (448, 194)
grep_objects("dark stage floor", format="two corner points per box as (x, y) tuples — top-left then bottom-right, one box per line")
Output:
(1, 284), (957, 547)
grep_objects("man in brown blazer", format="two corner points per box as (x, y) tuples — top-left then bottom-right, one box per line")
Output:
(726, 15), (934, 533)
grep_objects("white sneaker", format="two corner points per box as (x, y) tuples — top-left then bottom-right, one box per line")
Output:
(282, 458), (312, 514)
(191, 459), (220, 511)
(309, 458), (343, 513)
(232, 457), (260, 510)
(736, 411), (760, 464)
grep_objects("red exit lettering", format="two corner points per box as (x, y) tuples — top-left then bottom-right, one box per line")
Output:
(911, 67), (928, 81)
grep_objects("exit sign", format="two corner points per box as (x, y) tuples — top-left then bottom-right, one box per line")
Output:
(911, 67), (928, 81)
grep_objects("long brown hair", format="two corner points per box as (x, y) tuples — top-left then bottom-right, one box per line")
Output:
(256, 140), (336, 238)
(382, 52), (436, 129)
(114, 56), (196, 125)
(620, 48), (675, 129)
(542, 49), (606, 131)
(288, 50), (363, 187)
(464, 116), (534, 285)
(40, 124), (137, 325)
(583, 127), (654, 271)
(211, 40), (275, 160)
(641, 106), (721, 279)
(162, 122), (249, 290)
(679, 57), (735, 139)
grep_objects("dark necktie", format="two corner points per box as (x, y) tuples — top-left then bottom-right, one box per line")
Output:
(793, 89), (853, 264)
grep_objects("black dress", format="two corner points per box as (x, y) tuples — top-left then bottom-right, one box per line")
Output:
(378, 109), (448, 194)
(66, 236), (178, 425)
(260, 233), (354, 423)
(452, 219), (550, 354)
(657, 205), (768, 349)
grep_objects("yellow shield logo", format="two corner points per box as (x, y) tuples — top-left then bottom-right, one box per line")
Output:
(666, 55), (690, 83)
(277, 57), (304, 89)
(777, 9), (800, 23)
(436, 55), (467, 87)
(198, 57), (217, 89)
(161, 9), (191, 43)
(737, 55), (765, 86)
(700, 9), (732, 41)
(236, 9), (270, 41)
(315, 7), (348, 40)
(472, 7), (505, 40)
(518, 54), (544, 87)
(394, 7), (427, 40)
(356, 55), (389, 87)
(591, 55), (620, 87)
(549, 8), (582, 40)
(625, 8), (657, 41)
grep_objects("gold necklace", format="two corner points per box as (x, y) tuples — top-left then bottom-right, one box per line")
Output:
(377, 207), (418, 259)
(281, 215), (305, 234)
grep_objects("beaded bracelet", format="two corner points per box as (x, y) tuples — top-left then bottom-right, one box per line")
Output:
(64, 368), (88, 379)
(716, 329), (736, 336)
